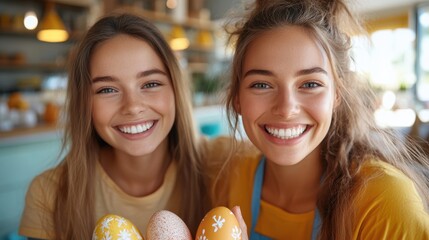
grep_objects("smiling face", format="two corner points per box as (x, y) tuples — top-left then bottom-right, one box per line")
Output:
(237, 26), (337, 166)
(90, 34), (175, 158)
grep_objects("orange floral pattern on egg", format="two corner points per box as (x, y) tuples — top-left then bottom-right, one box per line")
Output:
(195, 207), (242, 240)
(93, 214), (143, 240)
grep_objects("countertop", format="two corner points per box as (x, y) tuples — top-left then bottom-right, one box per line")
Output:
(0, 124), (62, 147)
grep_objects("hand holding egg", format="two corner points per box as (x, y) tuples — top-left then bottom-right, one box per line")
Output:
(231, 206), (248, 240)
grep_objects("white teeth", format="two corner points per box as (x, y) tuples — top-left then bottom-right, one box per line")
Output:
(137, 125), (143, 132)
(119, 121), (154, 134)
(265, 126), (306, 139)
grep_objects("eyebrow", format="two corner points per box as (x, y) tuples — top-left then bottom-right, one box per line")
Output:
(91, 68), (168, 83)
(243, 69), (273, 78)
(296, 67), (327, 76)
(243, 67), (328, 78)
(136, 68), (168, 78)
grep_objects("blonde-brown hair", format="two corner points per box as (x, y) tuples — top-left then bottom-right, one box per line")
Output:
(54, 13), (207, 239)
(225, 0), (429, 239)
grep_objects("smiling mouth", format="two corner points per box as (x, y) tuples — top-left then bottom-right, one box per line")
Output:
(118, 121), (155, 134)
(265, 125), (307, 140)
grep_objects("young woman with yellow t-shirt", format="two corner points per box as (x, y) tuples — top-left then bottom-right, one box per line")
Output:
(208, 0), (429, 239)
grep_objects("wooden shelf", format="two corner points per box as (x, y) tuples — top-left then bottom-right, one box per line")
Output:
(117, 6), (217, 31)
(1, 0), (90, 10)
(0, 123), (60, 139)
(0, 63), (66, 73)
(187, 44), (214, 52)
(0, 29), (36, 37)
(0, 29), (84, 42)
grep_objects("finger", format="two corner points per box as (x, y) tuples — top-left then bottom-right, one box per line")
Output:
(232, 206), (249, 240)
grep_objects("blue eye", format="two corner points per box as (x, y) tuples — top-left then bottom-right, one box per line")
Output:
(96, 87), (117, 94)
(143, 82), (162, 89)
(251, 82), (270, 89)
(302, 82), (321, 88)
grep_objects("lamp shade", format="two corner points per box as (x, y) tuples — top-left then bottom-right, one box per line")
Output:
(169, 25), (189, 51)
(37, 3), (69, 43)
(196, 30), (213, 48)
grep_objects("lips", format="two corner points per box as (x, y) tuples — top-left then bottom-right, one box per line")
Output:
(117, 121), (155, 134)
(265, 125), (307, 139)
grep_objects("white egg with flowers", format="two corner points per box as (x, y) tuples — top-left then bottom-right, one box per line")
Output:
(93, 214), (143, 240)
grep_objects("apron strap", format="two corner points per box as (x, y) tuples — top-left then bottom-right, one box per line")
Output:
(250, 156), (322, 240)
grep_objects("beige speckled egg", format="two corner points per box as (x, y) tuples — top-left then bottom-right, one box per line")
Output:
(195, 206), (242, 240)
(93, 214), (143, 240)
(146, 210), (192, 240)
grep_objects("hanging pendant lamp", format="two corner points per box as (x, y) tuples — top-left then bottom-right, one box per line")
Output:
(37, 2), (69, 43)
(169, 25), (190, 51)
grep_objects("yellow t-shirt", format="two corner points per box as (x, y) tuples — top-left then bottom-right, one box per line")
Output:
(19, 160), (180, 239)
(206, 137), (429, 239)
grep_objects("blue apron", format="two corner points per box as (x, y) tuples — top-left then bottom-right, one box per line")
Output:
(250, 157), (322, 240)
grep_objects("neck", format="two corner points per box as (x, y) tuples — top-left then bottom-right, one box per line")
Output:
(99, 140), (172, 197)
(262, 150), (323, 213)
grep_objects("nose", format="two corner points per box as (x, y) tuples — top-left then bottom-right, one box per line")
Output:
(121, 91), (146, 115)
(271, 88), (300, 117)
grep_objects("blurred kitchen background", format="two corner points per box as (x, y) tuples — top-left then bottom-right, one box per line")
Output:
(0, 0), (428, 239)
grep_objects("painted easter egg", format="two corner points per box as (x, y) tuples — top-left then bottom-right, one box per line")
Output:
(195, 206), (242, 240)
(146, 210), (192, 240)
(93, 214), (143, 240)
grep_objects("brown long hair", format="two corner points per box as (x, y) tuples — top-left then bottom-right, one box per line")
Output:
(225, 0), (429, 239)
(54, 13), (207, 239)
